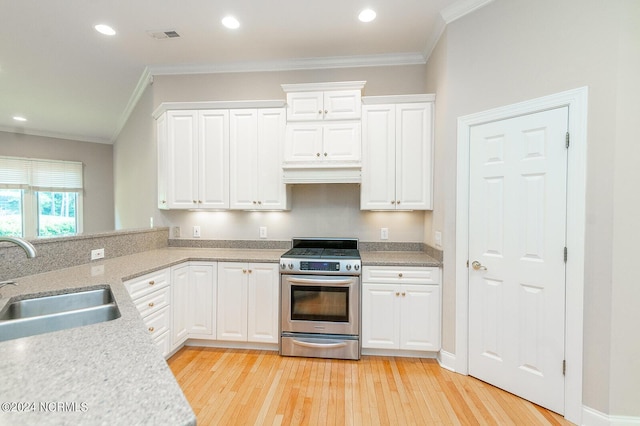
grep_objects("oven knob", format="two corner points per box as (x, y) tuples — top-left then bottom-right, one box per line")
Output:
(354, 264), (360, 271)
(346, 264), (352, 271)
(288, 263), (294, 270)
(281, 263), (286, 270)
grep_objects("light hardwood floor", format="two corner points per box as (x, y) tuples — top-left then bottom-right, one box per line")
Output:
(168, 347), (573, 426)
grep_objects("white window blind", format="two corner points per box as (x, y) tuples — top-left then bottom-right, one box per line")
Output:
(0, 156), (83, 191)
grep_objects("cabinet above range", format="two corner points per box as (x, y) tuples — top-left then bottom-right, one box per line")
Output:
(281, 81), (366, 184)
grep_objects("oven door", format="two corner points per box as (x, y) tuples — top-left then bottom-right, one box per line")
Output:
(281, 274), (360, 336)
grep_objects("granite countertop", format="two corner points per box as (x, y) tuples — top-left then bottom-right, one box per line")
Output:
(360, 250), (440, 267)
(0, 246), (439, 425)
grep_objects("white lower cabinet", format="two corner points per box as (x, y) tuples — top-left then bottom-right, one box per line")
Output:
(171, 262), (217, 350)
(362, 266), (441, 352)
(217, 262), (279, 343)
(124, 268), (173, 358)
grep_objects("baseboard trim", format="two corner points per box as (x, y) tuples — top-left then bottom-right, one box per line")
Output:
(437, 350), (457, 372)
(361, 348), (437, 359)
(582, 406), (640, 426)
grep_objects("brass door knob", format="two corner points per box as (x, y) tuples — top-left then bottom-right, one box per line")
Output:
(472, 261), (487, 271)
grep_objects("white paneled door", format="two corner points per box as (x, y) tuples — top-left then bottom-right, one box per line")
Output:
(468, 107), (568, 414)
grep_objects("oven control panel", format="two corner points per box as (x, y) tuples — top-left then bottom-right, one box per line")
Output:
(300, 261), (340, 272)
(280, 258), (361, 275)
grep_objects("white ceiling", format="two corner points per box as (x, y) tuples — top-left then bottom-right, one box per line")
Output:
(0, 0), (491, 144)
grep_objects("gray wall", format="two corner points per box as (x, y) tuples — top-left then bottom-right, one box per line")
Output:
(113, 85), (159, 230)
(114, 65), (431, 243)
(0, 131), (114, 234)
(424, 0), (639, 417)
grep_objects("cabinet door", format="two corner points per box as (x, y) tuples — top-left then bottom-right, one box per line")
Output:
(284, 124), (323, 163)
(217, 262), (248, 341)
(171, 264), (190, 348)
(167, 111), (198, 209)
(257, 109), (289, 210)
(323, 122), (361, 162)
(396, 103), (433, 210)
(400, 284), (441, 351)
(286, 91), (323, 121)
(157, 113), (169, 209)
(361, 105), (397, 210)
(247, 263), (279, 343)
(187, 263), (216, 339)
(323, 90), (361, 120)
(199, 110), (230, 209)
(229, 109), (258, 209)
(362, 283), (400, 349)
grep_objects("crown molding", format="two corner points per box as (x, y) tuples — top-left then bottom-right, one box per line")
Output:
(0, 126), (111, 145)
(440, 0), (494, 24)
(147, 52), (426, 76)
(110, 68), (153, 143)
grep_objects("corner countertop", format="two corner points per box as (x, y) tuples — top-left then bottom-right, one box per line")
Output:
(0, 246), (439, 425)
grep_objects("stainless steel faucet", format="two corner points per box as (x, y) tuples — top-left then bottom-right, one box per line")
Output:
(0, 236), (37, 258)
(1, 236), (37, 293)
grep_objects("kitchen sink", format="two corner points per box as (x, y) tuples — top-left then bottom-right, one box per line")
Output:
(0, 287), (120, 342)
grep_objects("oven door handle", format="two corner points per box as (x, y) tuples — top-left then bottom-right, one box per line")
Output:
(286, 277), (354, 286)
(292, 339), (348, 349)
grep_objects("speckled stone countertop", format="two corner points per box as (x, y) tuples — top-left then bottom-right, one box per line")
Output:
(0, 246), (439, 425)
(360, 250), (440, 267)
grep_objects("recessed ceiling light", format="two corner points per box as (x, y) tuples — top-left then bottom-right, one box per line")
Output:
(95, 24), (116, 36)
(222, 16), (240, 29)
(13, 116), (27, 122)
(358, 9), (377, 23)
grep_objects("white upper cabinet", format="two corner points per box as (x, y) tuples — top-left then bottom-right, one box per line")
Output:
(361, 95), (435, 210)
(229, 108), (290, 210)
(155, 100), (288, 211)
(159, 110), (229, 209)
(286, 90), (361, 121)
(281, 81), (366, 184)
(284, 122), (361, 164)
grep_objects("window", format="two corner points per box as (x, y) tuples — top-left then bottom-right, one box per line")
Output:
(0, 189), (23, 237)
(0, 157), (83, 238)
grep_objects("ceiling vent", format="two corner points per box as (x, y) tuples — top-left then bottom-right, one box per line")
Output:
(147, 30), (181, 40)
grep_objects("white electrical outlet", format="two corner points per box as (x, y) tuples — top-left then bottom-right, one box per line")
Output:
(150, 217), (154, 228)
(193, 226), (201, 238)
(91, 248), (105, 261)
(259, 226), (268, 239)
(173, 226), (181, 238)
(381, 228), (389, 240)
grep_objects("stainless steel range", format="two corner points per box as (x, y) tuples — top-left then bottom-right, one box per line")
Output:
(280, 238), (361, 360)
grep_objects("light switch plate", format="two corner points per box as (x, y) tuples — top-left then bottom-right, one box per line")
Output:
(435, 231), (442, 248)
(193, 226), (201, 238)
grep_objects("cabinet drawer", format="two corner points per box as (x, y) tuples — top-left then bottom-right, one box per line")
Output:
(153, 331), (172, 359)
(143, 306), (170, 338)
(124, 268), (170, 300)
(134, 286), (170, 318)
(363, 266), (440, 284)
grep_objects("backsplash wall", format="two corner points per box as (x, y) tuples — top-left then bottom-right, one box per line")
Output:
(0, 228), (169, 281)
(160, 184), (426, 243)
